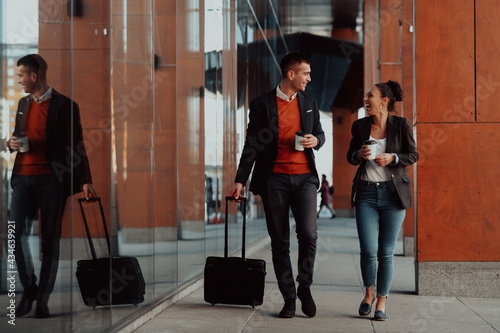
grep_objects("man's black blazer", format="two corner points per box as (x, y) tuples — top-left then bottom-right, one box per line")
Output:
(12, 89), (92, 197)
(347, 115), (418, 209)
(235, 88), (325, 195)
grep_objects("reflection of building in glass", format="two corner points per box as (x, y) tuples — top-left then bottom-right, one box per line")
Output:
(1, 45), (36, 161)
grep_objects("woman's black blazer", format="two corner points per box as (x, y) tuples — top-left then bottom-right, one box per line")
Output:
(347, 115), (418, 209)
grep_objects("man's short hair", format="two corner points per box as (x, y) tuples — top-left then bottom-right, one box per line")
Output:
(17, 54), (48, 81)
(280, 52), (311, 79)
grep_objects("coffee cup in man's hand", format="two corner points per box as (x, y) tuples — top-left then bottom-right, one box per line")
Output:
(295, 131), (306, 151)
(17, 136), (30, 153)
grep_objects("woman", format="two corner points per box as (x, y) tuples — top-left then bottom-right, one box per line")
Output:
(347, 80), (418, 321)
(318, 174), (336, 218)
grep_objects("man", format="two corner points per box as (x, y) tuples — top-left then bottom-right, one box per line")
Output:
(7, 54), (96, 318)
(229, 52), (325, 318)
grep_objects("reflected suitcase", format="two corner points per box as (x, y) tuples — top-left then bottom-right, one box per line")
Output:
(76, 197), (146, 307)
(204, 197), (266, 307)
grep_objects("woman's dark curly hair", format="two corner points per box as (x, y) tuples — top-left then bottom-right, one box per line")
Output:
(375, 80), (403, 112)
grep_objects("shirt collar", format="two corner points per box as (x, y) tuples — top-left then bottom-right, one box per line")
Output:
(276, 84), (297, 102)
(31, 86), (53, 103)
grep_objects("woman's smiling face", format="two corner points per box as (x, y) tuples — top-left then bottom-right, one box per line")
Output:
(363, 86), (386, 115)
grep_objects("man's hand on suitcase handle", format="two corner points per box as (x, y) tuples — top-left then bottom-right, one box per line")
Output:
(83, 183), (98, 201)
(229, 183), (244, 201)
(78, 197), (100, 203)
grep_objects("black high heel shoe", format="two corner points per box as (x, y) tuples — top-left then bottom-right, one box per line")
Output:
(358, 297), (375, 317)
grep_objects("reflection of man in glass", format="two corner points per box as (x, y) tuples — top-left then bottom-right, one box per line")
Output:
(7, 54), (97, 318)
(230, 52), (325, 318)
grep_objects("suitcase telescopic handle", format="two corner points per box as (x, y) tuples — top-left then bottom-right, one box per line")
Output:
(78, 197), (111, 260)
(224, 196), (247, 259)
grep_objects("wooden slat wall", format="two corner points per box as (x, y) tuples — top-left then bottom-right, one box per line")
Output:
(415, 0), (475, 123)
(416, 0), (500, 261)
(476, 0), (500, 122)
(417, 124), (500, 261)
(402, 0), (415, 239)
(379, 0), (402, 88)
(364, 0), (380, 90)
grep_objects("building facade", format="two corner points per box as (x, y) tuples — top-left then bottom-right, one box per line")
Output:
(0, 0), (499, 332)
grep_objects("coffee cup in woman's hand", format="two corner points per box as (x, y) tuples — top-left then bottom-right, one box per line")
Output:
(363, 140), (377, 160)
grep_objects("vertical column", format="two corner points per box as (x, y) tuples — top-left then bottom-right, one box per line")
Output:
(153, 1), (178, 240)
(177, 0), (206, 234)
(379, 0), (406, 254)
(363, 0), (380, 90)
(330, 20), (362, 214)
(331, 108), (359, 213)
(415, 0), (500, 297)
(222, 0), (238, 217)
(111, 1), (155, 244)
(379, 0), (402, 88)
(401, 0), (415, 256)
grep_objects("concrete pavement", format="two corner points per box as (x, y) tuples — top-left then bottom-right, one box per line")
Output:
(131, 217), (500, 333)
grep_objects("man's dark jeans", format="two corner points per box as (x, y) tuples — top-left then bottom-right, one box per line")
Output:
(260, 172), (318, 300)
(11, 173), (67, 304)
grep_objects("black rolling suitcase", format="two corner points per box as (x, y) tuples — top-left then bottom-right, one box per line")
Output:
(76, 197), (146, 308)
(204, 196), (266, 307)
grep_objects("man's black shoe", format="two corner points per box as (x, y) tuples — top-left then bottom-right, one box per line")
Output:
(34, 301), (50, 319)
(16, 284), (38, 317)
(278, 298), (296, 318)
(297, 285), (316, 317)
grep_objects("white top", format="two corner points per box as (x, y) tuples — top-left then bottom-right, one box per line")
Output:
(361, 136), (391, 182)
(276, 84), (297, 102)
(30, 86), (53, 104)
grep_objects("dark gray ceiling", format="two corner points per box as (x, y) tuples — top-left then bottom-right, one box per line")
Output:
(244, 0), (363, 38)
(279, 0), (363, 36)
(234, 1), (365, 112)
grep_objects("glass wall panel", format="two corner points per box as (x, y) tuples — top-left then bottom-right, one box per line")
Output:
(152, 1), (178, 298)
(0, 0), (273, 331)
(204, 0), (225, 259)
(110, 0), (156, 325)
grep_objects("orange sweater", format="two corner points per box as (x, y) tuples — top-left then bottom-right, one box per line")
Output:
(272, 97), (311, 174)
(14, 99), (52, 176)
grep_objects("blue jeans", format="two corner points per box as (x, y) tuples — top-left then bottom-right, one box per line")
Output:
(355, 180), (405, 298)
